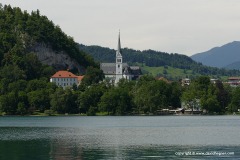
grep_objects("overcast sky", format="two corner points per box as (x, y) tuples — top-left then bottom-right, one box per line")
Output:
(2, 0), (240, 56)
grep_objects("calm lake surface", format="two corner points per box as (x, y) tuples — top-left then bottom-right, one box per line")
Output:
(0, 116), (240, 159)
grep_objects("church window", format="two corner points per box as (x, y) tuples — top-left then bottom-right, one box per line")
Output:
(117, 59), (121, 63)
(118, 65), (120, 68)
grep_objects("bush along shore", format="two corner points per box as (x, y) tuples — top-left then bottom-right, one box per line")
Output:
(1, 75), (239, 116)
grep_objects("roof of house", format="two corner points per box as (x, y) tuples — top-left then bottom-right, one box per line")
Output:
(228, 77), (240, 80)
(129, 66), (142, 75)
(100, 63), (128, 74)
(157, 77), (169, 82)
(77, 75), (84, 81)
(100, 63), (142, 76)
(51, 70), (78, 78)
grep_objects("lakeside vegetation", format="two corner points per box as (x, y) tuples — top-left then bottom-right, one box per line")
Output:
(1, 74), (240, 116)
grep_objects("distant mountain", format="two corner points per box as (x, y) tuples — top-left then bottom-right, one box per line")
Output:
(79, 44), (240, 78)
(191, 41), (240, 69)
(225, 61), (240, 70)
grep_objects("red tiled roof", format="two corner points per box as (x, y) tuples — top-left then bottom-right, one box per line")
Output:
(77, 76), (84, 81)
(157, 77), (170, 83)
(51, 71), (78, 78)
(228, 77), (240, 80)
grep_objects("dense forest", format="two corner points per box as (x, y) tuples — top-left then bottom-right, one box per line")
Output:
(79, 44), (240, 77)
(0, 4), (97, 70)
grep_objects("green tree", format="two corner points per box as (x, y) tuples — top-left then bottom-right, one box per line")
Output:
(169, 82), (182, 108)
(8, 80), (27, 92)
(182, 76), (210, 107)
(0, 91), (18, 114)
(133, 80), (173, 114)
(28, 89), (50, 112)
(50, 88), (78, 114)
(182, 76), (224, 113)
(79, 83), (106, 115)
(81, 66), (104, 86)
(64, 88), (78, 114)
(0, 64), (26, 82)
(99, 87), (132, 115)
(17, 102), (27, 115)
(26, 79), (48, 92)
(17, 91), (29, 113)
(228, 87), (240, 113)
(50, 88), (66, 113)
(201, 95), (221, 114)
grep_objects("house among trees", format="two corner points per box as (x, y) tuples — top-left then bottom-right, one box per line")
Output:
(227, 77), (240, 87)
(210, 78), (221, 84)
(181, 78), (191, 86)
(50, 70), (84, 89)
(157, 77), (170, 83)
(100, 32), (142, 84)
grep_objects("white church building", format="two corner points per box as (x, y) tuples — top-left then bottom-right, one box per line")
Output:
(100, 33), (141, 84)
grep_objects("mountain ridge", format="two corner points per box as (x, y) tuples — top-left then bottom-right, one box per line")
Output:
(191, 41), (240, 69)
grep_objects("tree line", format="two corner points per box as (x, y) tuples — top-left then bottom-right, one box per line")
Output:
(1, 73), (240, 115)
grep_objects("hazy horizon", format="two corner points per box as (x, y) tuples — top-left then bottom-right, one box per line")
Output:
(1, 0), (240, 56)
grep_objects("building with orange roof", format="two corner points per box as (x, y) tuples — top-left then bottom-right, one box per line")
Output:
(50, 70), (84, 89)
(227, 77), (240, 87)
(156, 77), (170, 83)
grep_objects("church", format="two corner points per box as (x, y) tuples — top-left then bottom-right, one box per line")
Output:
(100, 33), (142, 84)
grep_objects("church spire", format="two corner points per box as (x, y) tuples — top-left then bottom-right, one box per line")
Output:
(117, 30), (122, 54)
(115, 31), (123, 84)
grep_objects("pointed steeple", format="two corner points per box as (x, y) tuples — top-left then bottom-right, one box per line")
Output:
(115, 31), (123, 84)
(118, 31), (121, 52)
(117, 30), (122, 56)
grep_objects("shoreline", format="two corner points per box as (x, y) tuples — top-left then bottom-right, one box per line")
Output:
(0, 113), (239, 117)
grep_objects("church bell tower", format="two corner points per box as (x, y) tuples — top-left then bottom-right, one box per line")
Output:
(115, 32), (123, 84)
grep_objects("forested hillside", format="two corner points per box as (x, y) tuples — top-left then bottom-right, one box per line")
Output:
(0, 4), (97, 72)
(0, 4), (103, 115)
(79, 44), (240, 78)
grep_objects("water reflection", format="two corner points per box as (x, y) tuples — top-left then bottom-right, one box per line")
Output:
(0, 139), (239, 159)
(1, 116), (240, 159)
(0, 127), (239, 159)
(50, 139), (84, 160)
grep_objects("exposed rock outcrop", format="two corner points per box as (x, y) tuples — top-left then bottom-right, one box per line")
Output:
(30, 43), (83, 72)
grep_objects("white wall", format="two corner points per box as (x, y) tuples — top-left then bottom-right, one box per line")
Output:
(50, 77), (78, 89)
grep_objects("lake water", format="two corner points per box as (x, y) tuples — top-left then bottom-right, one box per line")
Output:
(0, 116), (240, 159)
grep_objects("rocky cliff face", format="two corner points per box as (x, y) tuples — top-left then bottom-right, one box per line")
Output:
(31, 43), (83, 72)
